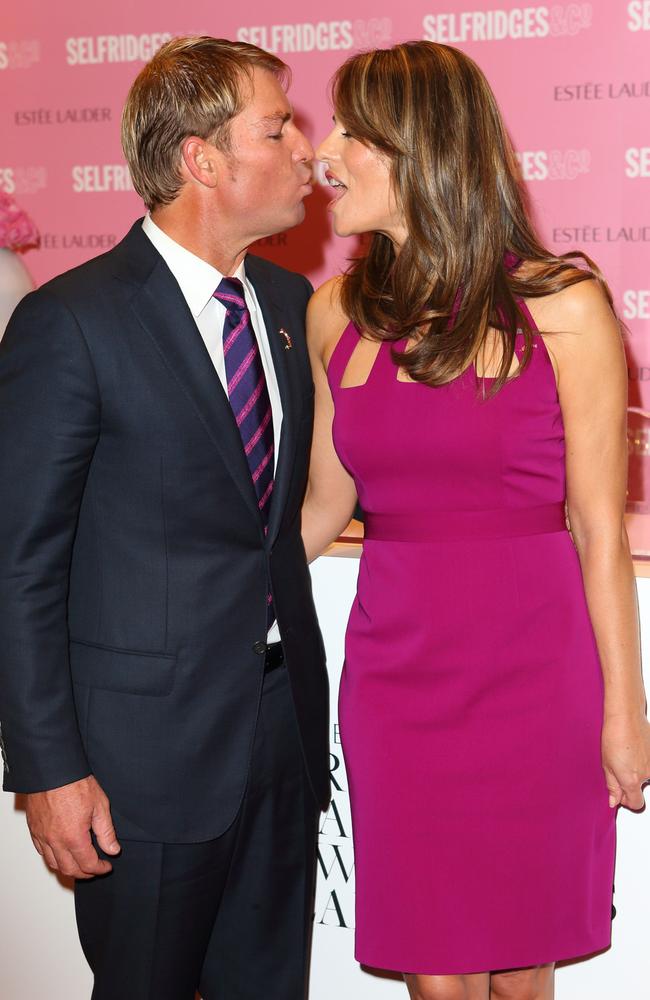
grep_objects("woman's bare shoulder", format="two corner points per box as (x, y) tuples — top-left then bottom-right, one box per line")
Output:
(527, 273), (614, 334)
(306, 276), (350, 360)
(308, 275), (346, 321)
(515, 259), (613, 333)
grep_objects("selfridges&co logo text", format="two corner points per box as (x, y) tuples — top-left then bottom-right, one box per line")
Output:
(0, 167), (47, 195)
(65, 33), (171, 65)
(0, 39), (40, 69)
(72, 166), (134, 193)
(625, 148), (650, 178)
(237, 19), (391, 54)
(422, 4), (592, 42)
(623, 291), (650, 320)
(628, 1), (650, 30)
(516, 149), (590, 181)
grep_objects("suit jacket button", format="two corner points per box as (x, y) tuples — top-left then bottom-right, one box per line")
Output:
(252, 640), (267, 655)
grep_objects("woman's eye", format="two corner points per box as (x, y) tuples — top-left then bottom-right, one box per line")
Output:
(340, 131), (352, 139)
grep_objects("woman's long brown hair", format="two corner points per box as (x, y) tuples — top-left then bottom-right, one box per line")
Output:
(332, 41), (616, 393)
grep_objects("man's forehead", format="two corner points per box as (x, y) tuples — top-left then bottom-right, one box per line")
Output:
(240, 67), (290, 116)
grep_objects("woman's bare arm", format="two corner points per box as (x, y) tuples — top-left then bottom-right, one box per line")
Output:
(302, 278), (358, 563)
(531, 277), (650, 811)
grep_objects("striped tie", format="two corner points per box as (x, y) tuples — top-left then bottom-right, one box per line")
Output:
(214, 276), (275, 628)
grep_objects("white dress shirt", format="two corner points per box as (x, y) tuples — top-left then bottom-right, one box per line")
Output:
(142, 214), (282, 642)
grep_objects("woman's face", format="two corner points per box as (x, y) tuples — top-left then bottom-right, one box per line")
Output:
(316, 116), (407, 245)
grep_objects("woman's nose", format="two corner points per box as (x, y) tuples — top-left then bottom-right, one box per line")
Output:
(315, 128), (338, 164)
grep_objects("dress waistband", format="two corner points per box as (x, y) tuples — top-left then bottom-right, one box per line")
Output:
(363, 502), (567, 542)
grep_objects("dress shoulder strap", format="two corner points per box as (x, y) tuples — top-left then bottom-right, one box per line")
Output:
(516, 296), (539, 335)
(326, 320), (361, 391)
(503, 253), (539, 336)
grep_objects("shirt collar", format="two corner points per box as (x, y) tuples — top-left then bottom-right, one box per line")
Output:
(142, 214), (246, 318)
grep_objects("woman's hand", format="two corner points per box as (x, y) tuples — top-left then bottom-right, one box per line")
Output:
(602, 714), (650, 810)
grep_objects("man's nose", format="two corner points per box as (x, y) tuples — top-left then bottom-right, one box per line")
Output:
(294, 129), (315, 163)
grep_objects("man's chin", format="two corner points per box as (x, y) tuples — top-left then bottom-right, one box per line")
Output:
(292, 202), (307, 226)
(251, 205), (307, 244)
(274, 205), (306, 234)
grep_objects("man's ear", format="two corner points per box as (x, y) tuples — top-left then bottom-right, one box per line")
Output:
(181, 137), (219, 190)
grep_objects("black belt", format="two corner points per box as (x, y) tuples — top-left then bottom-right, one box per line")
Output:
(264, 642), (285, 674)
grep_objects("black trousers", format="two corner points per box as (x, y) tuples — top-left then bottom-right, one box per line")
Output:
(74, 664), (319, 1000)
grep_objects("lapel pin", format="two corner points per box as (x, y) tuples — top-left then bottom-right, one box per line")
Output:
(279, 327), (292, 351)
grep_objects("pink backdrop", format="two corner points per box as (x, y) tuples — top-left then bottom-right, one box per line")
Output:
(2, 1), (649, 500)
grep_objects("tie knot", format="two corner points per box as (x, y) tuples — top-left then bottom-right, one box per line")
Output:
(214, 276), (246, 313)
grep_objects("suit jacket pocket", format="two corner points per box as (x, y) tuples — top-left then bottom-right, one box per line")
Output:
(69, 639), (175, 696)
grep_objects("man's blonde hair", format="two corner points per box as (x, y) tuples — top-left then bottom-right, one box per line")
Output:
(121, 35), (289, 211)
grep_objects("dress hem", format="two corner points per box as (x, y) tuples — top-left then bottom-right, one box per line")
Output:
(355, 935), (612, 977)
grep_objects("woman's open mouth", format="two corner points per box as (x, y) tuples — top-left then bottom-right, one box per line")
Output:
(325, 171), (348, 203)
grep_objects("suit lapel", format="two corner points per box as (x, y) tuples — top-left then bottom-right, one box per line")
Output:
(111, 225), (304, 543)
(114, 223), (263, 529)
(245, 256), (301, 546)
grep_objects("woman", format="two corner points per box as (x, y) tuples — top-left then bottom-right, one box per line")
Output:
(301, 42), (650, 1000)
(0, 191), (38, 339)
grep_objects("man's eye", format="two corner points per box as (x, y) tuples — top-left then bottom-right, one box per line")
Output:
(269, 132), (283, 141)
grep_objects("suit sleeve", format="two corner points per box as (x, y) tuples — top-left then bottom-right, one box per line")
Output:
(0, 288), (100, 793)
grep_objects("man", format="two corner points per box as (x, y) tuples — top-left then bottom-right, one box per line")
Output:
(0, 36), (329, 1000)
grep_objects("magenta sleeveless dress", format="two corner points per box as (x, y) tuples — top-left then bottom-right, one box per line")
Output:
(326, 303), (616, 975)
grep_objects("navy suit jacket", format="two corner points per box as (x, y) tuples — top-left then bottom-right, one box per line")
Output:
(0, 220), (330, 841)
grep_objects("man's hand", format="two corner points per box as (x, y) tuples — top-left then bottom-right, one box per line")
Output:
(26, 775), (121, 879)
